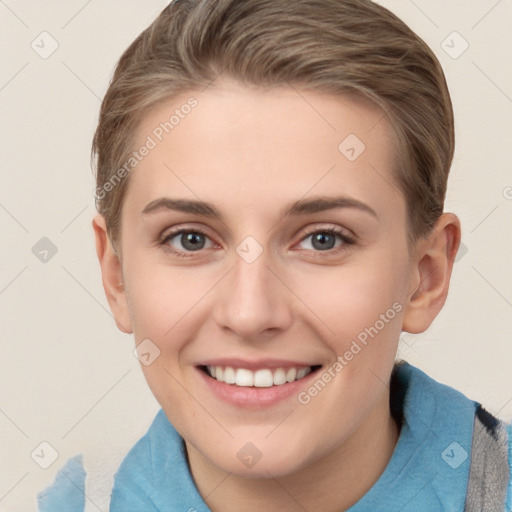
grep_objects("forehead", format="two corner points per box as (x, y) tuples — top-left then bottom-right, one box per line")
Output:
(124, 80), (404, 226)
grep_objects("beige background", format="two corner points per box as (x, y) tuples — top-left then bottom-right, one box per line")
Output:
(0, 1), (511, 510)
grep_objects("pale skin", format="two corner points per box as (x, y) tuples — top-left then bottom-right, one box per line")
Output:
(93, 79), (461, 511)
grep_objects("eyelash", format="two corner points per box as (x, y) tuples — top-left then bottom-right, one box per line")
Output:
(159, 226), (355, 259)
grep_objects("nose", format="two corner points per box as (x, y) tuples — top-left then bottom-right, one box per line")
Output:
(212, 247), (293, 342)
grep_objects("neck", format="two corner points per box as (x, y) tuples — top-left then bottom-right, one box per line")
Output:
(186, 388), (400, 512)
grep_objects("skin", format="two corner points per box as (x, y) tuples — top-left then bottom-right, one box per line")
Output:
(93, 79), (460, 511)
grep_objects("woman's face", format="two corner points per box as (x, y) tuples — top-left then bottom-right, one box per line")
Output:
(113, 80), (417, 477)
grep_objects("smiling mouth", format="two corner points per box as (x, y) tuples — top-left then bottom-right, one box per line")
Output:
(199, 365), (322, 387)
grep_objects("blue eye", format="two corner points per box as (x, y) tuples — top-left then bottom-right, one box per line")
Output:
(159, 226), (354, 258)
(161, 229), (214, 257)
(298, 228), (354, 252)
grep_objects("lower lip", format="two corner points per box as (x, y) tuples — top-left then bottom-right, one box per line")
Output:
(196, 367), (321, 408)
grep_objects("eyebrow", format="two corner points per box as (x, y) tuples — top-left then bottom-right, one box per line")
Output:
(141, 195), (378, 220)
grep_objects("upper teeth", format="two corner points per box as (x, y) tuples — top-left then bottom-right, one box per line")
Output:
(206, 366), (313, 387)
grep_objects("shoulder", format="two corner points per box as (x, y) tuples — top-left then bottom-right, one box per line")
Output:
(109, 409), (175, 511)
(110, 408), (210, 512)
(115, 408), (173, 477)
(390, 360), (479, 428)
(506, 423), (512, 511)
(463, 405), (510, 511)
(390, 361), (511, 511)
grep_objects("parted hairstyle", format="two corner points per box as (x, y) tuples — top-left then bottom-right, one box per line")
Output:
(92, 0), (454, 254)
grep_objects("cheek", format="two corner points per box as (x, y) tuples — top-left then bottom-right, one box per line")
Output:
(125, 267), (198, 418)
(290, 254), (407, 351)
(125, 260), (210, 338)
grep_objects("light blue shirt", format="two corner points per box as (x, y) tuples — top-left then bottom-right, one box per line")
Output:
(38, 362), (512, 511)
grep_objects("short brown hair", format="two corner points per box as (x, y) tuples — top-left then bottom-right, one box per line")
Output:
(92, 0), (454, 253)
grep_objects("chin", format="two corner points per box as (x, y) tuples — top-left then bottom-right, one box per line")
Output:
(201, 436), (314, 479)
(224, 455), (306, 479)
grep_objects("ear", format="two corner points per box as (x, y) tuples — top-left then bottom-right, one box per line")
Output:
(92, 214), (133, 334)
(402, 213), (461, 334)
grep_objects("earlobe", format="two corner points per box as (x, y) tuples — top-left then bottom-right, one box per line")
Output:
(402, 213), (461, 334)
(92, 214), (133, 334)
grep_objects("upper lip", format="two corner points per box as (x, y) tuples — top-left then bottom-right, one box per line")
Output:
(196, 358), (322, 370)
